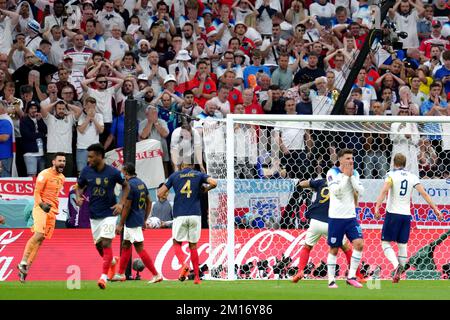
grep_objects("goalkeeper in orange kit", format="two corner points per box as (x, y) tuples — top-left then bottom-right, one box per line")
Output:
(17, 152), (66, 282)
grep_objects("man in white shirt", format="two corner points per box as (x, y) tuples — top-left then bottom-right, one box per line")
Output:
(44, 25), (69, 66)
(0, 6), (19, 54)
(43, 0), (65, 32)
(274, 98), (311, 180)
(81, 72), (124, 145)
(375, 153), (443, 283)
(64, 34), (94, 72)
(40, 100), (82, 177)
(97, 0), (125, 39)
(146, 50), (167, 95)
(84, 19), (106, 52)
(326, 148), (365, 289)
(25, 19), (43, 53)
(105, 25), (129, 62)
(76, 97), (104, 174)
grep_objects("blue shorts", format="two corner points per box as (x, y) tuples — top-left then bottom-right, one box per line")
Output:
(327, 218), (363, 247)
(381, 212), (411, 244)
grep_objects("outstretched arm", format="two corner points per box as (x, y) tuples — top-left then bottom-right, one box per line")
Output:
(415, 184), (443, 221)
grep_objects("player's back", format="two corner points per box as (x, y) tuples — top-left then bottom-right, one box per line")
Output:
(126, 176), (149, 228)
(165, 168), (209, 218)
(305, 179), (329, 223)
(386, 169), (420, 216)
(35, 168), (65, 213)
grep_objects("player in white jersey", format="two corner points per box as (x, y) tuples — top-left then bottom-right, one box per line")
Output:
(326, 149), (365, 289)
(375, 153), (443, 283)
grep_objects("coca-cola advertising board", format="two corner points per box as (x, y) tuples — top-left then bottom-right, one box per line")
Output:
(1, 228), (449, 281)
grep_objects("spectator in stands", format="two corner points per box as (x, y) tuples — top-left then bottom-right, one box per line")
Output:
(19, 101), (46, 177)
(272, 52), (294, 90)
(263, 85), (286, 114)
(294, 52), (326, 85)
(76, 97), (104, 174)
(388, 0), (425, 50)
(363, 101), (390, 179)
(242, 88), (264, 115)
(170, 120), (203, 172)
(390, 105), (420, 176)
(138, 106), (170, 176)
(189, 59), (217, 108)
(274, 97), (312, 180)
(64, 34), (94, 73)
(81, 72), (124, 145)
(40, 100), (82, 177)
(418, 138), (440, 179)
(434, 50), (450, 95)
(147, 183), (173, 228)
(0, 100), (13, 177)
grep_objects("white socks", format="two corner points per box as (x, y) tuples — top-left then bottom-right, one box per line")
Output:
(327, 253), (337, 284)
(382, 241), (399, 269)
(397, 243), (408, 267)
(348, 249), (362, 279)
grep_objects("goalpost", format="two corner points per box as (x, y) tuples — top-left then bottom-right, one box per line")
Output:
(204, 115), (450, 281)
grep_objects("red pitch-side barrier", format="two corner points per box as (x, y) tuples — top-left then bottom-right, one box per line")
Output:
(0, 229), (449, 281)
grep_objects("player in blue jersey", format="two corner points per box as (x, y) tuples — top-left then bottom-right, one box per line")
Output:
(75, 143), (130, 289)
(292, 178), (365, 283)
(157, 162), (217, 284)
(112, 163), (163, 284)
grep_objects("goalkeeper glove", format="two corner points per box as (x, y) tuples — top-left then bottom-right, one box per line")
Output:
(39, 202), (52, 213)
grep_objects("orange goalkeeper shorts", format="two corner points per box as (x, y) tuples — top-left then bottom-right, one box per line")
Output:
(31, 206), (56, 239)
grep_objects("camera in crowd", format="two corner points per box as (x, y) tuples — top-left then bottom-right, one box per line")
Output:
(381, 21), (408, 50)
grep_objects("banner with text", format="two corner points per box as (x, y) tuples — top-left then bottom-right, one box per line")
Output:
(0, 228), (449, 281)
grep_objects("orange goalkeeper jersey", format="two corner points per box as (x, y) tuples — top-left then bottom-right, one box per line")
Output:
(34, 168), (65, 214)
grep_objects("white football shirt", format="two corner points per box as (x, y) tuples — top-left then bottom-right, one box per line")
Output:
(385, 169), (420, 216)
(327, 167), (365, 219)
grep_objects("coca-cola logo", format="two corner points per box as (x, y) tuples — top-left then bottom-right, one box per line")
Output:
(154, 230), (307, 279)
(0, 230), (23, 281)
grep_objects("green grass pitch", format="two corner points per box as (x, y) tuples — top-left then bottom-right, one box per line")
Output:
(1, 280), (450, 300)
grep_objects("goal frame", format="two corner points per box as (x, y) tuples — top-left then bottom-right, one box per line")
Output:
(220, 114), (448, 281)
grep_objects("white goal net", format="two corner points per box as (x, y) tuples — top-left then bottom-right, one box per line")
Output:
(204, 115), (450, 281)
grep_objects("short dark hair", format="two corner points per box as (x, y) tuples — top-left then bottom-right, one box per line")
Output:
(184, 90), (194, 96)
(53, 152), (66, 160)
(87, 143), (105, 158)
(40, 39), (52, 46)
(122, 162), (136, 176)
(20, 85), (33, 95)
(86, 18), (97, 26)
(443, 50), (450, 61)
(337, 148), (354, 159)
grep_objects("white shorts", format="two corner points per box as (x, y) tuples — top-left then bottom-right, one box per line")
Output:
(172, 215), (201, 243)
(124, 225), (144, 243)
(305, 219), (348, 247)
(305, 219), (329, 246)
(90, 216), (118, 244)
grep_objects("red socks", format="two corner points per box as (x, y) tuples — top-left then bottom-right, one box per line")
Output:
(344, 248), (364, 278)
(119, 247), (132, 274)
(298, 246), (311, 272)
(173, 242), (185, 266)
(102, 247), (113, 275)
(190, 248), (199, 278)
(139, 250), (158, 275)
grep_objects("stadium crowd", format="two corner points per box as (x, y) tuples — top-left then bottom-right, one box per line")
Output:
(0, 0), (449, 183)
